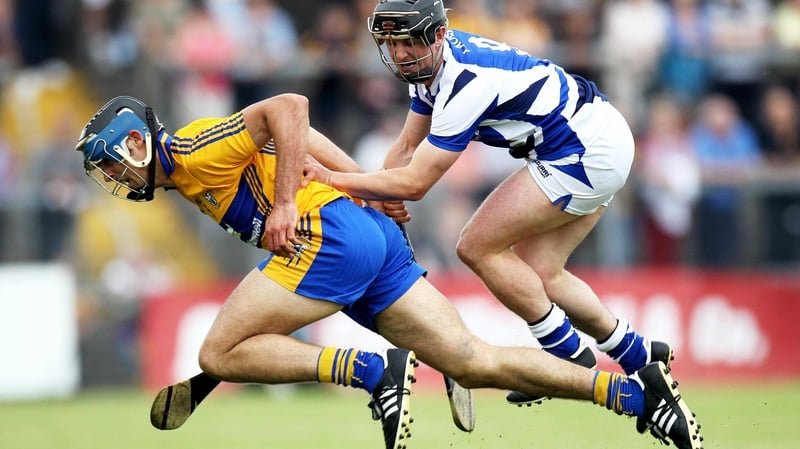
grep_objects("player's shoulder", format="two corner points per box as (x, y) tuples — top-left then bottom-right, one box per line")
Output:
(178, 116), (238, 136)
(443, 29), (491, 56)
(444, 28), (543, 71)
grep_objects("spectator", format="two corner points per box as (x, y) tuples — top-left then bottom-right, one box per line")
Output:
(79, 0), (139, 76)
(170, 0), (235, 124)
(772, 0), (800, 52)
(0, 132), (16, 261)
(657, 0), (713, 104)
(210, 0), (300, 110)
(548, 0), (602, 82)
(130, 0), (185, 68)
(12, 0), (76, 67)
(756, 84), (800, 165)
(690, 93), (763, 267)
(599, 0), (669, 132)
(0, 0), (17, 83)
(301, 3), (360, 142)
(125, 0), (186, 114)
(706, 0), (773, 126)
(636, 94), (701, 265)
(494, 0), (553, 57)
(446, 0), (498, 36)
(349, 0), (409, 146)
(30, 113), (90, 262)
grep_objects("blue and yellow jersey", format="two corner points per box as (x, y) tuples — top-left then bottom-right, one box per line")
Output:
(154, 111), (349, 249)
(152, 111), (425, 330)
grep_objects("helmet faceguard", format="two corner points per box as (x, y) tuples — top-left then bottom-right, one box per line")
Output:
(368, 0), (448, 83)
(75, 96), (164, 201)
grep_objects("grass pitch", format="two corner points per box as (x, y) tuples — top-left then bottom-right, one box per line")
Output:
(1, 381), (797, 449)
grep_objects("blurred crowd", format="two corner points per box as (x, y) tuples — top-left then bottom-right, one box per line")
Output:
(3, 0), (800, 269)
(2, 0), (800, 384)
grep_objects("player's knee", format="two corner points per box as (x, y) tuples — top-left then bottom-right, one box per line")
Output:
(449, 365), (500, 390)
(197, 342), (225, 380)
(456, 225), (503, 270)
(455, 237), (480, 269)
(441, 362), (478, 388)
(441, 344), (496, 389)
(538, 266), (567, 291)
(448, 371), (485, 389)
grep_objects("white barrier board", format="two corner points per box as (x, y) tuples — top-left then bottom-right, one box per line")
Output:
(0, 264), (79, 400)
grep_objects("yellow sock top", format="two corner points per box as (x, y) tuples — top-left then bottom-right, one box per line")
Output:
(317, 347), (356, 385)
(593, 371), (611, 407)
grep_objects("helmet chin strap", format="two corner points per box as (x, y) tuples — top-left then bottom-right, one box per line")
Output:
(126, 106), (159, 201)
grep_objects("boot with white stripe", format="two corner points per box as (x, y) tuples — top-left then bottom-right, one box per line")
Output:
(368, 349), (418, 449)
(630, 362), (704, 449)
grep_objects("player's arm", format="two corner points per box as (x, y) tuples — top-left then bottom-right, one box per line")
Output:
(302, 110), (456, 201)
(327, 137), (459, 201)
(355, 110), (434, 219)
(307, 127), (364, 174)
(382, 110), (431, 170)
(242, 94), (307, 256)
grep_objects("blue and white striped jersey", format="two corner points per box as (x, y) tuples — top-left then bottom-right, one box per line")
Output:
(409, 29), (607, 162)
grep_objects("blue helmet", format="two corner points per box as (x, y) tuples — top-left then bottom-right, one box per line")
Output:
(75, 96), (162, 166)
(74, 96), (164, 201)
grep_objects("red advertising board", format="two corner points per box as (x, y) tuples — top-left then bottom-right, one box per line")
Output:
(140, 268), (800, 390)
(428, 268), (800, 384)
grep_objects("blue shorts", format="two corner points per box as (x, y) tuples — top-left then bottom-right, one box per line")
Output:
(258, 198), (427, 331)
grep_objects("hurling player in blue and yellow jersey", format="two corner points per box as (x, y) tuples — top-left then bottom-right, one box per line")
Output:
(303, 1), (703, 449)
(75, 93), (700, 449)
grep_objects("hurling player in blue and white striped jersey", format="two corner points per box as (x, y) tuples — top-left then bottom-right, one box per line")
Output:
(304, 2), (702, 448)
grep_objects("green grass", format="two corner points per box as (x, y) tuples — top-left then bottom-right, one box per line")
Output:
(1, 381), (798, 449)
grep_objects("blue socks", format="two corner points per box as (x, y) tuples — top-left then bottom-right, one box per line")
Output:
(528, 304), (582, 358)
(530, 308), (651, 375)
(597, 318), (648, 375)
(352, 351), (385, 393)
(317, 348), (385, 393)
(592, 371), (645, 417)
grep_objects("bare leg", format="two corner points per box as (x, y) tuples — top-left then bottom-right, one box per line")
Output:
(456, 167), (616, 340)
(198, 269), (344, 383)
(457, 168), (666, 377)
(512, 215), (619, 340)
(377, 278), (594, 400)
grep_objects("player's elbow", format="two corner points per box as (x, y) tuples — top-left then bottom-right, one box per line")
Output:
(396, 185), (423, 201)
(273, 93), (309, 111)
(401, 178), (432, 201)
(405, 189), (426, 201)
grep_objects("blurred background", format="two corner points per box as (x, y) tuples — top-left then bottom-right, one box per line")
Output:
(0, 0), (799, 399)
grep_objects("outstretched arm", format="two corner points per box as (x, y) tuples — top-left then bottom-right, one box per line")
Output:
(326, 138), (459, 201)
(304, 110), (459, 202)
(304, 127), (400, 216)
(381, 110), (431, 170)
(307, 127), (365, 174)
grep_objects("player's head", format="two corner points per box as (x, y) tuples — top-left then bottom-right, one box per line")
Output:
(74, 96), (164, 201)
(368, 0), (448, 84)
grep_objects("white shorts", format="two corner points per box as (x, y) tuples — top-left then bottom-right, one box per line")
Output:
(526, 101), (634, 216)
